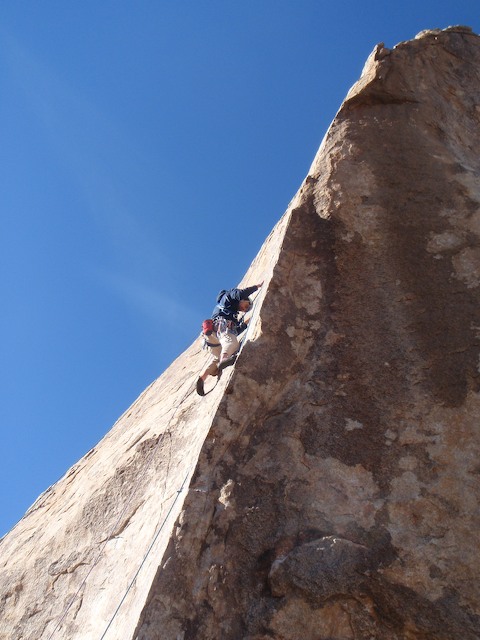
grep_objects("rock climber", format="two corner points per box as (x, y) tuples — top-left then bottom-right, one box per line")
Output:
(196, 282), (263, 396)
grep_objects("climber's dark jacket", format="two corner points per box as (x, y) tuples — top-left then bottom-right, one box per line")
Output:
(211, 285), (259, 334)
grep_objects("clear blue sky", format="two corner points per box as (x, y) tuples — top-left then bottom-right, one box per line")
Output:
(1, 1), (478, 537)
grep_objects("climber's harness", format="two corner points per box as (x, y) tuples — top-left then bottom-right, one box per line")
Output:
(214, 317), (237, 335)
(201, 317), (237, 349)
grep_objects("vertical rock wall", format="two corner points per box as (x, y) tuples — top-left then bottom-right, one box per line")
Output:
(134, 27), (480, 640)
(1, 26), (480, 640)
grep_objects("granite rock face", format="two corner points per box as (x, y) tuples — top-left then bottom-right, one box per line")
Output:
(2, 26), (480, 640)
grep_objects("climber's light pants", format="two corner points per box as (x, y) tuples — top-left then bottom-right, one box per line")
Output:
(201, 330), (240, 378)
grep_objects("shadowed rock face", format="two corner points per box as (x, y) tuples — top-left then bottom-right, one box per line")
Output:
(1, 26), (480, 640)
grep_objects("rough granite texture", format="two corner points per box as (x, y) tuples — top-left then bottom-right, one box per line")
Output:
(1, 26), (480, 640)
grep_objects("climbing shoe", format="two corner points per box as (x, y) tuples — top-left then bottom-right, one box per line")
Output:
(196, 377), (205, 396)
(217, 353), (237, 372)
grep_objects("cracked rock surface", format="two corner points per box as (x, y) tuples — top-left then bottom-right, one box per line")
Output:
(1, 26), (480, 640)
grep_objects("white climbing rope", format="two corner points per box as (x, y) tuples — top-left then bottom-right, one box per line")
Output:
(98, 466), (193, 640)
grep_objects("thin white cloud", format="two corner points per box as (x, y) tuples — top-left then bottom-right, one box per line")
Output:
(95, 268), (197, 331)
